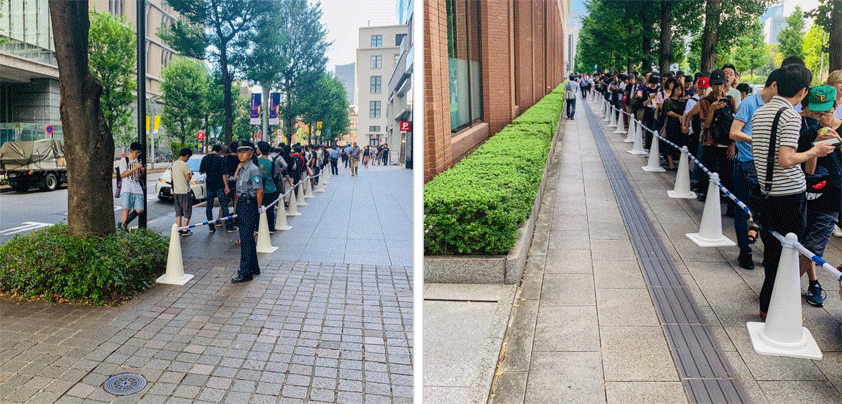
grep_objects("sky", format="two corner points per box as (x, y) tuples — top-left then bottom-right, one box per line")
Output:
(309, 0), (399, 73)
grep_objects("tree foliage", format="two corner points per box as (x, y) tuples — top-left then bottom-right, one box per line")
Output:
(803, 24), (829, 84)
(161, 57), (207, 148)
(778, 5), (806, 59)
(296, 72), (349, 143)
(806, 0), (842, 72)
(719, 19), (767, 75)
(88, 10), (136, 149)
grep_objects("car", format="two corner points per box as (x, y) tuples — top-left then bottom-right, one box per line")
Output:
(155, 155), (206, 202)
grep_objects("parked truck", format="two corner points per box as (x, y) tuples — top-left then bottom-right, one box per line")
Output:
(0, 139), (67, 192)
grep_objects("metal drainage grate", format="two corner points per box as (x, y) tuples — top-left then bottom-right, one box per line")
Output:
(103, 373), (147, 395)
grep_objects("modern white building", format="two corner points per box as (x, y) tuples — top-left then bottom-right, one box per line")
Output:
(385, 0), (413, 167)
(356, 24), (407, 146)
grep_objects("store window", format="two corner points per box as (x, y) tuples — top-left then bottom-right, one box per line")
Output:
(370, 101), (381, 118)
(370, 76), (381, 94)
(371, 35), (382, 47)
(446, 0), (483, 134)
(371, 55), (382, 69)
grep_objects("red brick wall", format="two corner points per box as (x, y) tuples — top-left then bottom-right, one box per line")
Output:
(423, 0), (568, 182)
(424, 0), (453, 182)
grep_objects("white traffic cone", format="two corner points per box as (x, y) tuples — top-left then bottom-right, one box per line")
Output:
(157, 224), (195, 285)
(604, 103), (612, 122)
(613, 111), (626, 134)
(296, 181), (307, 206)
(747, 232), (822, 359)
(316, 175), (326, 193)
(624, 119), (636, 143)
(256, 210), (278, 253)
(600, 99), (607, 117)
(608, 107), (618, 128)
(304, 176), (315, 199)
(287, 190), (301, 216)
(627, 124), (647, 155)
(642, 135), (666, 172)
(668, 147), (697, 199)
(686, 172), (736, 247)
(323, 168), (331, 183)
(274, 200), (292, 230)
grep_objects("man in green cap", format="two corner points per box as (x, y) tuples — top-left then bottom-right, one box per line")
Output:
(796, 85), (841, 308)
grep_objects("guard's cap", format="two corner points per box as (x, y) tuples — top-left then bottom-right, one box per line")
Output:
(236, 140), (255, 152)
(809, 85), (837, 112)
(709, 70), (726, 85)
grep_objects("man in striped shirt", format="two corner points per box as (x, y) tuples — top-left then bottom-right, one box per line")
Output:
(750, 64), (836, 319)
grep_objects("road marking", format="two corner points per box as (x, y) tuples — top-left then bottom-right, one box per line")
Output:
(1, 222), (52, 235)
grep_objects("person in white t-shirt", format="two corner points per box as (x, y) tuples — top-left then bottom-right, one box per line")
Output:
(118, 142), (145, 230)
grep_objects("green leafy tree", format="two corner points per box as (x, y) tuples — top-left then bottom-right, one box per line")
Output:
(159, 0), (270, 145)
(297, 73), (349, 143)
(88, 10), (136, 149)
(803, 24), (829, 84)
(161, 58), (207, 148)
(778, 5), (805, 59)
(730, 19), (767, 75)
(806, 0), (842, 72)
(700, 0), (770, 74)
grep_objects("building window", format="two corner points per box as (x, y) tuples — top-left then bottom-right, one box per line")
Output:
(369, 136), (379, 146)
(370, 101), (381, 118)
(369, 126), (380, 132)
(446, 0), (483, 134)
(370, 76), (381, 94)
(395, 33), (407, 47)
(371, 55), (382, 69)
(371, 35), (382, 47)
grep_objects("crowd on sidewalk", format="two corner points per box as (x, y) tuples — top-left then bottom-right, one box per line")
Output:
(570, 59), (842, 320)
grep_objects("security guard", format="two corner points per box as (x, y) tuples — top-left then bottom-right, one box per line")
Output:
(232, 140), (263, 283)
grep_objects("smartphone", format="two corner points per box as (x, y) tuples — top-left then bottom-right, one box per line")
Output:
(812, 138), (842, 147)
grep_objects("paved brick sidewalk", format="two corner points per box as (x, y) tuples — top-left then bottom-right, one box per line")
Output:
(0, 166), (413, 403)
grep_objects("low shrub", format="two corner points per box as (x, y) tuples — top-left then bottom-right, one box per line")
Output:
(0, 225), (168, 305)
(425, 93), (561, 255)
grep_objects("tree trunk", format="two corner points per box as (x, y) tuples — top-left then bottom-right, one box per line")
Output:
(640, 9), (653, 70)
(49, 0), (115, 237)
(829, 0), (842, 72)
(220, 46), (233, 146)
(700, 0), (721, 75)
(659, 0), (673, 73)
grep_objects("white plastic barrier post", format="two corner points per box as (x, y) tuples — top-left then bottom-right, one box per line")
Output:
(642, 135), (666, 172)
(628, 125), (647, 155)
(275, 197), (292, 230)
(304, 176), (315, 199)
(624, 118), (636, 143)
(746, 233), (822, 360)
(604, 103), (612, 122)
(316, 175), (326, 193)
(256, 210), (278, 253)
(296, 181), (307, 206)
(323, 167), (331, 183)
(668, 146), (697, 199)
(608, 107), (618, 128)
(287, 189), (301, 216)
(157, 224), (195, 285)
(686, 172), (736, 247)
(601, 99), (607, 117)
(613, 111), (627, 134)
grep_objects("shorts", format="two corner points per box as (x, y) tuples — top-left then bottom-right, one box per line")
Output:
(122, 192), (144, 211)
(803, 209), (838, 257)
(174, 193), (192, 219)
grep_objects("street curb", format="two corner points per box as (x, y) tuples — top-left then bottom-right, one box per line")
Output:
(423, 111), (564, 284)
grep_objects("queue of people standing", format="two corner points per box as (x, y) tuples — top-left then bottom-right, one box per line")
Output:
(578, 59), (842, 318)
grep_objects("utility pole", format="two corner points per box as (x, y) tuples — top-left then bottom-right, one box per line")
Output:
(137, 0), (147, 228)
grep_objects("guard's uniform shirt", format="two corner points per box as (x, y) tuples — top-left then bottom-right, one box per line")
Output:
(236, 160), (263, 278)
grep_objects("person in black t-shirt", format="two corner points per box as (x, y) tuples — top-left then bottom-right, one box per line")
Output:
(200, 144), (234, 232)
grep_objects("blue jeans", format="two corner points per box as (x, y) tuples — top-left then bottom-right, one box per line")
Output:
(206, 188), (232, 229)
(566, 98), (576, 119)
(732, 160), (758, 253)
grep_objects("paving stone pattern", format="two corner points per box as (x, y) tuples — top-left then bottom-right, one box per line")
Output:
(0, 166), (413, 403)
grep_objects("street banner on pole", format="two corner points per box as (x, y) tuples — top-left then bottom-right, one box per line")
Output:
(269, 92), (280, 125)
(250, 93), (261, 125)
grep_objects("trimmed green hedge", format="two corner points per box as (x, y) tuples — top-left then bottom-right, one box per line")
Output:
(0, 225), (168, 305)
(425, 87), (565, 255)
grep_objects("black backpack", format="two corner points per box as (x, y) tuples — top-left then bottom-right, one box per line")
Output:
(712, 96), (735, 145)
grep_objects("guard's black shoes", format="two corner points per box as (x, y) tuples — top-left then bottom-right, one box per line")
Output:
(738, 251), (754, 270)
(253, 269), (260, 275)
(231, 275), (253, 283)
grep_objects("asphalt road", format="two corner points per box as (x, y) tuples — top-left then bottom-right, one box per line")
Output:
(0, 174), (216, 244)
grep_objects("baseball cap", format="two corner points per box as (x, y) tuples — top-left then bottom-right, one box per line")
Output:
(696, 77), (710, 88)
(808, 85), (837, 112)
(709, 70), (726, 85)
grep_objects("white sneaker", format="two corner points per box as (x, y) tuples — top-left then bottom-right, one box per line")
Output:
(834, 225), (842, 238)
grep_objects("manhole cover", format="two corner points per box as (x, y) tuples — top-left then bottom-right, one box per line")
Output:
(103, 373), (147, 395)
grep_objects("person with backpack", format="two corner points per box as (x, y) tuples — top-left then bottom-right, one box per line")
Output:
(199, 144), (234, 233)
(697, 69), (737, 203)
(256, 141), (279, 233)
(329, 145), (340, 174)
(289, 145), (307, 194)
(563, 74), (579, 120)
(117, 142), (146, 230)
